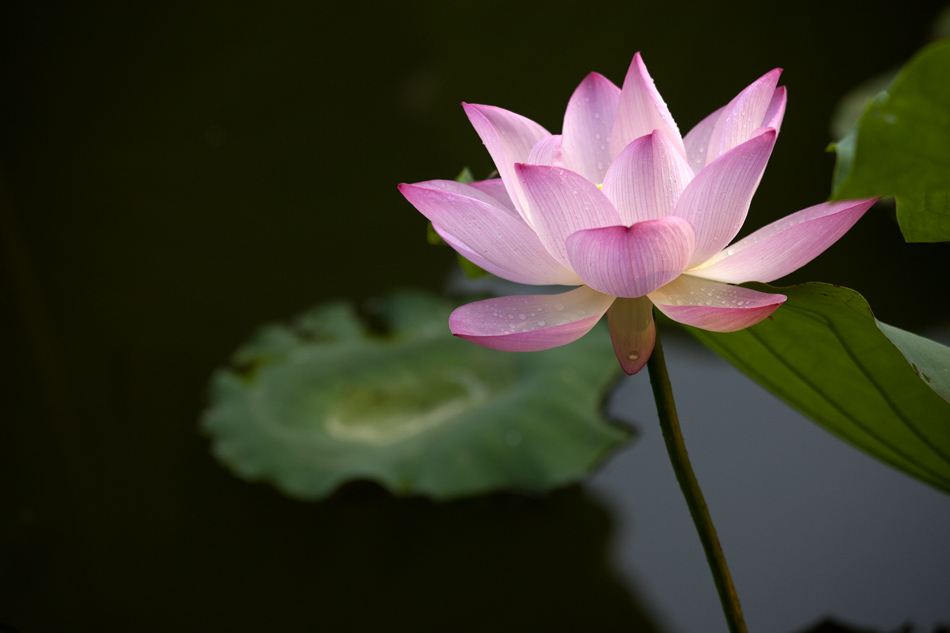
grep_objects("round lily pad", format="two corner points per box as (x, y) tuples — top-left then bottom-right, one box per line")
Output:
(201, 290), (630, 500)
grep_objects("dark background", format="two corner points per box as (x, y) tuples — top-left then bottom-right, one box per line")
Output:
(1, 1), (946, 631)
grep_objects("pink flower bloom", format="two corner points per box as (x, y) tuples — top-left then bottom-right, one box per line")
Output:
(399, 53), (878, 374)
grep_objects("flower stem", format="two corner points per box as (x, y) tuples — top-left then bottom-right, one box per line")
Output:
(646, 327), (748, 633)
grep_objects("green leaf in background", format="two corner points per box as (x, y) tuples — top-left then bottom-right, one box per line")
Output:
(683, 283), (950, 495)
(829, 40), (950, 242)
(201, 290), (630, 500)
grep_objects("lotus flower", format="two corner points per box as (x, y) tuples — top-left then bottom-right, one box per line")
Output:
(399, 53), (877, 374)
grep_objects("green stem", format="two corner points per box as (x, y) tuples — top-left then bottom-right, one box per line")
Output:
(646, 328), (748, 633)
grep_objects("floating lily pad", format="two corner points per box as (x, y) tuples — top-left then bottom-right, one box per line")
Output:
(829, 40), (950, 242)
(201, 290), (630, 500)
(685, 283), (950, 495)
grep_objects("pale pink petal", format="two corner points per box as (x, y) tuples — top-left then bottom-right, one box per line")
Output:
(650, 275), (785, 332)
(607, 296), (656, 375)
(410, 178), (520, 221)
(565, 217), (695, 298)
(515, 163), (622, 268)
(602, 130), (695, 225)
(528, 134), (565, 167)
(688, 198), (878, 283)
(684, 84), (787, 174)
(683, 106), (724, 175)
(468, 178), (518, 217)
(705, 69), (782, 164)
(399, 182), (581, 286)
(562, 72), (621, 184)
(435, 228), (558, 286)
(463, 103), (551, 223)
(763, 86), (787, 132)
(449, 286), (615, 352)
(674, 130), (777, 268)
(610, 53), (685, 159)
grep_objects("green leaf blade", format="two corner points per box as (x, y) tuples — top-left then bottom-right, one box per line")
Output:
(830, 40), (950, 242)
(684, 283), (950, 495)
(876, 320), (950, 404)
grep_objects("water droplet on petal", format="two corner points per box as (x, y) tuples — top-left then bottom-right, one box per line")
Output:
(537, 320), (546, 327)
(627, 351), (640, 360)
(519, 314), (526, 320)
(554, 303), (564, 311)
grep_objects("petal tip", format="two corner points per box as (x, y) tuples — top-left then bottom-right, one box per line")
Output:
(617, 348), (651, 375)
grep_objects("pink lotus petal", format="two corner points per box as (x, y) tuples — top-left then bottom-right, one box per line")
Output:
(683, 105), (724, 175)
(610, 53), (685, 159)
(409, 178), (521, 221)
(565, 216), (695, 298)
(683, 84), (786, 174)
(706, 69), (782, 164)
(463, 103), (551, 223)
(650, 275), (785, 332)
(602, 130), (695, 225)
(515, 163), (622, 268)
(675, 130), (777, 268)
(468, 178), (519, 217)
(449, 286), (616, 351)
(607, 296), (656, 375)
(435, 228), (562, 286)
(763, 86), (787, 132)
(399, 182), (580, 286)
(688, 198), (878, 283)
(528, 134), (565, 167)
(562, 72), (621, 184)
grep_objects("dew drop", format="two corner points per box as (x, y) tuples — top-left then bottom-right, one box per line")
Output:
(627, 351), (640, 360)
(519, 313), (526, 320)
(554, 303), (564, 311)
(593, 112), (600, 119)
(726, 248), (735, 256)
(537, 320), (546, 327)
(595, 133), (601, 140)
